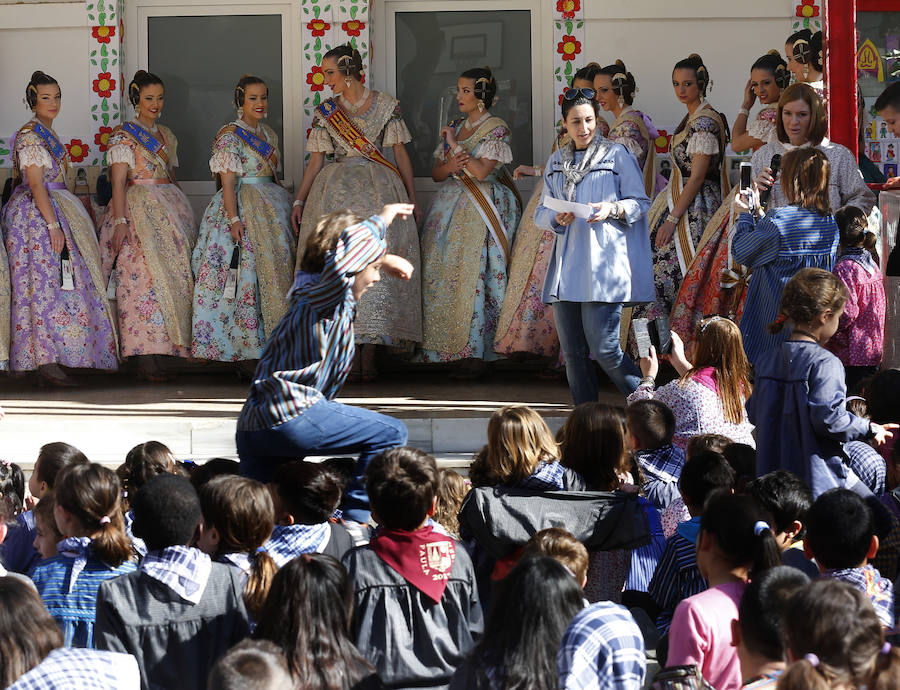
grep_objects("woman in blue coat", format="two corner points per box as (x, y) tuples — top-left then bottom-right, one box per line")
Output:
(535, 88), (653, 402)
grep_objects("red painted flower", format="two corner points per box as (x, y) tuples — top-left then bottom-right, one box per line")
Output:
(66, 139), (89, 163)
(654, 131), (670, 153)
(92, 73), (116, 98)
(557, 35), (581, 61)
(92, 25), (115, 43)
(94, 126), (113, 152)
(796, 0), (819, 18)
(307, 19), (330, 36)
(306, 66), (326, 92)
(305, 127), (312, 139)
(556, 0), (579, 19)
(342, 20), (365, 36)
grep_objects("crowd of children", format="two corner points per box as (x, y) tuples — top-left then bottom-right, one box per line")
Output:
(0, 153), (899, 689)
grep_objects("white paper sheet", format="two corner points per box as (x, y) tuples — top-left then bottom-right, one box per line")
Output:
(540, 195), (593, 219)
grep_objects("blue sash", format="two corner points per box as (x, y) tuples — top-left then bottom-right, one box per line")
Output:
(121, 121), (165, 157)
(234, 125), (277, 174)
(23, 122), (67, 168)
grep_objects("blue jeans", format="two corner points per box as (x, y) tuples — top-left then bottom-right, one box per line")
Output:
(552, 301), (641, 403)
(236, 399), (408, 523)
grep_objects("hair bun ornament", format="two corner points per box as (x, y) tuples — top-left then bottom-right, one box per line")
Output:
(805, 653), (820, 668)
(767, 48), (779, 56)
(99, 515), (111, 525)
(752, 520), (770, 536)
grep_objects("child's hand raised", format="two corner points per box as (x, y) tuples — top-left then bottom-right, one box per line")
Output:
(871, 422), (899, 447)
(381, 254), (414, 281)
(379, 203), (415, 227)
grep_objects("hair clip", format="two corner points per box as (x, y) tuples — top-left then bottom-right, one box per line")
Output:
(753, 520), (770, 536)
(883, 642), (892, 656)
(0, 459), (10, 468)
(255, 546), (267, 554)
(805, 653), (820, 667)
(99, 515), (111, 525)
(774, 313), (787, 325)
(699, 315), (724, 332)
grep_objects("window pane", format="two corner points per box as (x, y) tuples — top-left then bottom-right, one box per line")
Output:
(148, 15), (283, 181)
(857, 11), (900, 180)
(395, 10), (533, 177)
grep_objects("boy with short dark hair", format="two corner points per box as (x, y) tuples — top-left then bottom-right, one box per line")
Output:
(805, 488), (895, 627)
(625, 399), (685, 511)
(343, 447), (483, 688)
(747, 470), (817, 576)
(647, 451), (734, 637)
(94, 475), (250, 690)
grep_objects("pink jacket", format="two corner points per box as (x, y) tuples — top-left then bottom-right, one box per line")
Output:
(828, 250), (885, 367)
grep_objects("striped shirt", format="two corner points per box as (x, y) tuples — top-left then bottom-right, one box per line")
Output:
(732, 206), (838, 366)
(29, 552), (137, 647)
(238, 216), (387, 431)
(648, 533), (707, 635)
(8, 647), (140, 690)
(557, 601), (646, 690)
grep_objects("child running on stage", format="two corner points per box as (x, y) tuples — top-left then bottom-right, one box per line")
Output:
(236, 204), (415, 524)
(748, 268), (897, 498)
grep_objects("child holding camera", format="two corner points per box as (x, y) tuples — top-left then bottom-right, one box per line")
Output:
(628, 315), (755, 450)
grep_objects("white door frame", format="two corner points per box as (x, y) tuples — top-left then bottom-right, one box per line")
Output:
(373, 0), (551, 191)
(125, 0), (303, 197)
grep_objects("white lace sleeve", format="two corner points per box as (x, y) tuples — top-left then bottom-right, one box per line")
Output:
(433, 140), (447, 161)
(307, 123), (334, 154)
(383, 118), (412, 147)
(747, 118), (777, 145)
(17, 145), (52, 169)
(106, 142), (136, 169)
(476, 139), (513, 164)
(685, 131), (720, 156)
(615, 135), (644, 161)
(209, 149), (242, 174)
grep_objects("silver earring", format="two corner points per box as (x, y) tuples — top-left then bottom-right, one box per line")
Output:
(345, 78), (352, 88)
(237, 107), (243, 119)
(477, 101), (485, 113)
(617, 95), (625, 108)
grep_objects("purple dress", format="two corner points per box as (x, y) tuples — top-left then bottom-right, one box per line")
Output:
(1, 121), (117, 372)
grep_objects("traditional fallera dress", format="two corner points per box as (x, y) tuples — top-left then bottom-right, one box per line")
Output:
(1, 120), (117, 372)
(0, 225), (9, 370)
(297, 91), (422, 347)
(420, 115), (522, 362)
(99, 121), (195, 358)
(191, 121), (295, 361)
(628, 102), (729, 334)
(670, 107), (777, 344)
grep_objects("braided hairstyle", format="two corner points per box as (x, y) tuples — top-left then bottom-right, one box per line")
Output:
(788, 29), (825, 74)
(752, 50), (791, 90)
(324, 43), (364, 80)
(128, 70), (164, 107)
(233, 74), (267, 109)
(599, 59), (637, 106)
(673, 53), (711, 96)
(25, 71), (60, 110)
(461, 66), (497, 110)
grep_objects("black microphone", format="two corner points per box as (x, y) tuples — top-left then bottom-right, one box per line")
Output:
(758, 153), (782, 210)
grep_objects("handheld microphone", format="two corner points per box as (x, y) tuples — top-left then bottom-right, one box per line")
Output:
(758, 153), (782, 210)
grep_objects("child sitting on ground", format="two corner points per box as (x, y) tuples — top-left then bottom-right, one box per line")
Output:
(521, 527), (589, 588)
(262, 460), (356, 566)
(31, 491), (63, 560)
(343, 446), (483, 688)
(121, 441), (177, 557)
(206, 640), (294, 690)
(778, 579), (900, 689)
(433, 468), (469, 540)
(648, 450), (735, 639)
(29, 463), (136, 647)
(749, 268), (897, 498)
(624, 399), (684, 511)
(470, 405), (584, 491)
(732, 566), (810, 688)
(667, 493), (781, 690)
(804, 488), (895, 628)
(828, 205), (886, 391)
(1, 442), (87, 574)
(94, 474), (250, 690)
(196, 475), (277, 621)
(236, 204), (415, 524)
(660, 434), (731, 538)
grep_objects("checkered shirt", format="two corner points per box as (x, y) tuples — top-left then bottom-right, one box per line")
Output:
(845, 440), (886, 496)
(636, 444), (685, 484)
(139, 546), (212, 604)
(557, 601), (646, 690)
(823, 564), (895, 628)
(8, 647), (140, 689)
(517, 460), (567, 491)
(262, 522), (330, 568)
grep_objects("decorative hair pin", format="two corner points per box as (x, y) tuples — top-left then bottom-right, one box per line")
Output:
(699, 315), (724, 332)
(753, 520), (770, 536)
